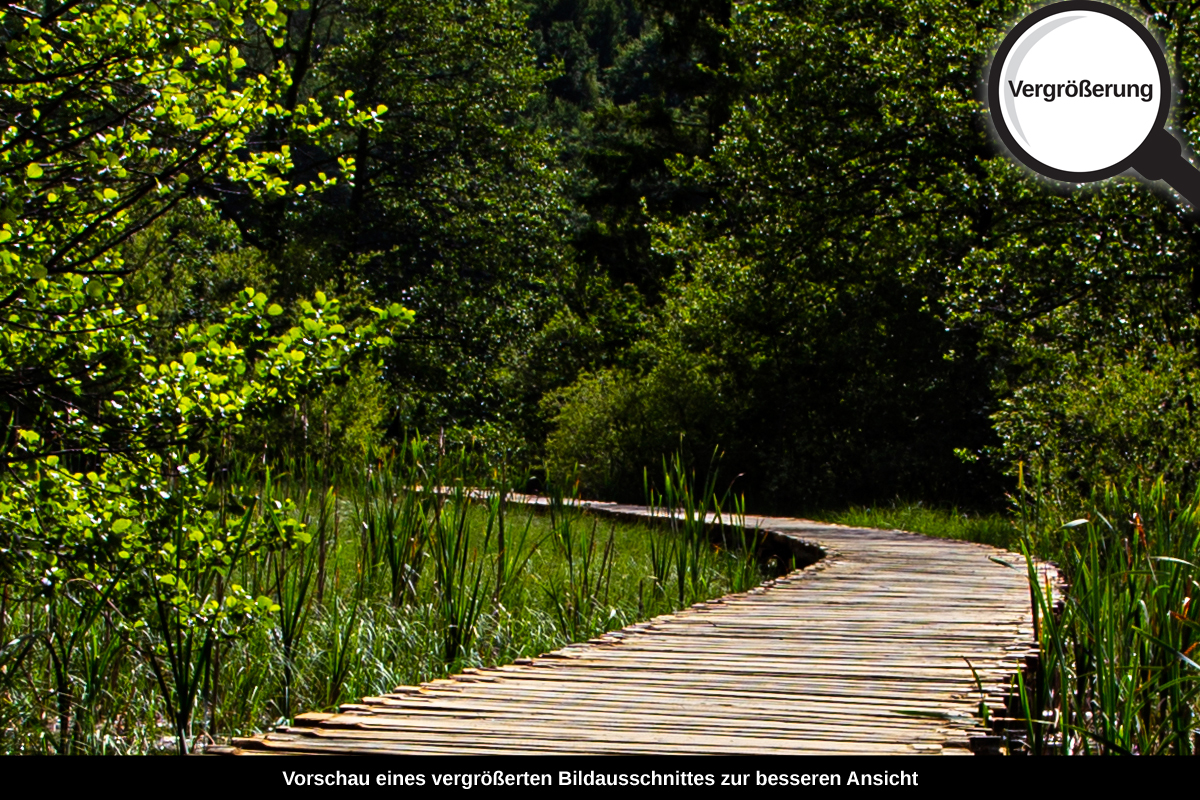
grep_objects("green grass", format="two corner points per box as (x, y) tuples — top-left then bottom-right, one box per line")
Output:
(820, 501), (1018, 550)
(11, 456), (1193, 756)
(1010, 479), (1200, 755)
(0, 447), (765, 754)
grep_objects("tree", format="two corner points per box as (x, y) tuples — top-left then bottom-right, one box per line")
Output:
(0, 0), (404, 752)
(545, 0), (1010, 507)
(645, 0), (1200, 507)
(0, 0), (385, 460)
(191, 0), (576, 451)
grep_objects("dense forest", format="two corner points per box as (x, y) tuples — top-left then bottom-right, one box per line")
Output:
(2, 0), (1199, 754)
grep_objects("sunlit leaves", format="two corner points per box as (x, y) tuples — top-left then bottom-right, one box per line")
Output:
(0, 4), (412, 743)
(0, 284), (410, 608)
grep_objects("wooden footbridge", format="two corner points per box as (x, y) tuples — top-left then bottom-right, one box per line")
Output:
(220, 501), (1045, 755)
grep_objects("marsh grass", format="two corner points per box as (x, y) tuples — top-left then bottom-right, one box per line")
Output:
(0, 441), (766, 753)
(1011, 477), (1200, 755)
(825, 501), (1017, 550)
(643, 451), (764, 606)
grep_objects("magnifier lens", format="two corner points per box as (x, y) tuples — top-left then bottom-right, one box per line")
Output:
(990, 1), (1200, 209)
(997, 10), (1163, 175)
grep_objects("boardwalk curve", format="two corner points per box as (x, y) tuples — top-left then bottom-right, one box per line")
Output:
(222, 501), (1039, 755)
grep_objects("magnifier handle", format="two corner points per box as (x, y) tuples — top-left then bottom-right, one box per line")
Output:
(1132, 129), (1200, 212)
(1161, 157), (1200, 211)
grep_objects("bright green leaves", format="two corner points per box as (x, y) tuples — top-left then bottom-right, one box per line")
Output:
(0, 2), (389, 519)
(2, 281), (411, 602)
(0, 0), (377, 295)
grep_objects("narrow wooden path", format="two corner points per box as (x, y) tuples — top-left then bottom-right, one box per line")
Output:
(223, 501), (1042, 755)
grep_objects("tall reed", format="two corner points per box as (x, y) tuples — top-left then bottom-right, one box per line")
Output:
(542, 476), (616, 642)
(643, 450), (750, 607)
(429, 480), (492, 666)
(352, 445), (430, 607)
(714, 492), (762, 594)
(1012, 475), (1200, 755)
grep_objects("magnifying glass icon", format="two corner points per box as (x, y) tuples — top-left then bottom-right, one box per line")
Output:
(987, 1), (1200, 207)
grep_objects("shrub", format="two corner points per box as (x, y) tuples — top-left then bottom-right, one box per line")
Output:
(994, 344), (1200, 504)
(543, 344), (730, 499)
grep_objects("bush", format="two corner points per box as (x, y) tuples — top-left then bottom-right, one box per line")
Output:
(994, 344), (1200, 504)
(542, 344), (731, 499)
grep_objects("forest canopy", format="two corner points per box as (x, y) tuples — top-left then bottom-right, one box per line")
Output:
(5, 0), (1200, 509)
(5, 0), (1200, 508)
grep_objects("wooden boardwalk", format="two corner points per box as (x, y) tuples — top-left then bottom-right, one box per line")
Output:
(222, 501), (1042, 755)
